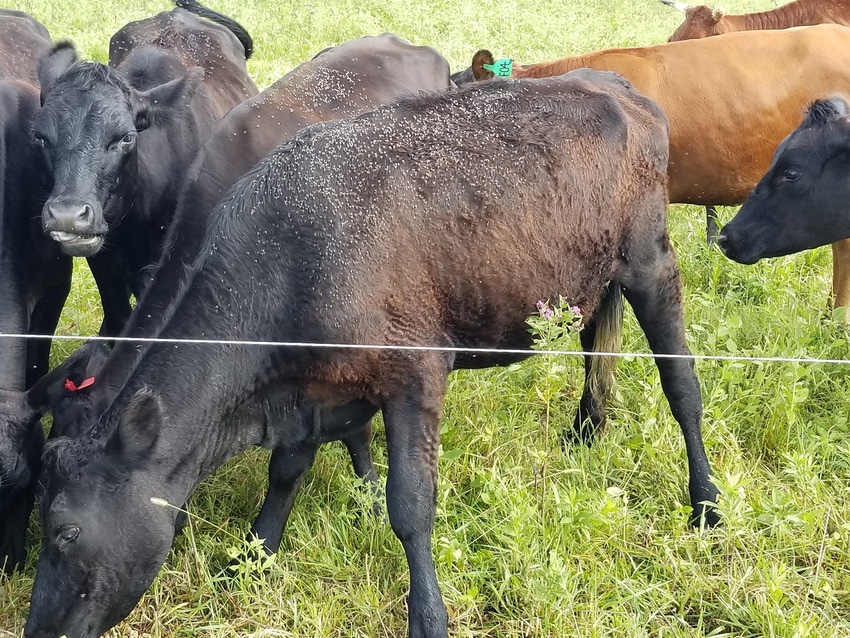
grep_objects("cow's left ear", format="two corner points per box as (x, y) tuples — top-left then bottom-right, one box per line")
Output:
(710, 8), (724, 22)
(107, 388), (164, 464)
(132, 67), (203, 131)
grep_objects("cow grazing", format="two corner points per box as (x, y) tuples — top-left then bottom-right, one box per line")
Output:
(25, 69), (718, 638)
(719, 97), (850, 265)
(464, 25), (850, 311)
(660, 0), (850, 41)
(33, 0), (257, 337)
(0, 12), (71, 574)
(50, 33), (453, 559)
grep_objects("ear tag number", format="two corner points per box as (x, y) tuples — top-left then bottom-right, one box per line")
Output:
(483, 58), (513, 77)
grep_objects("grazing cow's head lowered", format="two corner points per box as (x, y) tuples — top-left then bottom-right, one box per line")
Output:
(27, 389), (176, 638)
(33, 43), (200, 257)
(719, 97), (850, 264)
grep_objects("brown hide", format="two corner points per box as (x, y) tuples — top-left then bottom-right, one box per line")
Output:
(667, 0), (850, 41)
(472, 25), (850, 308)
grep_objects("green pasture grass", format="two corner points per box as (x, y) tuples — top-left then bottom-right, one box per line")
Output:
(3, 0), (850, 636)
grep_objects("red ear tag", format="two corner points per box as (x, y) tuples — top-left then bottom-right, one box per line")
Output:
(64, 377), (95, 392)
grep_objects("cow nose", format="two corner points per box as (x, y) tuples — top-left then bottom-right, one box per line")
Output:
(43, 201), (95, 232)
(716, 229), (730, 255)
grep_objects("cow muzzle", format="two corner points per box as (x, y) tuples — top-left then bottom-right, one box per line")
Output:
(42, 200), (107, 257)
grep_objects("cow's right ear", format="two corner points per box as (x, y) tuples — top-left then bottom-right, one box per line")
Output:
(38, 42), (78, 97)
(471, 50), (495, 81)
(107, 388), (164, 465)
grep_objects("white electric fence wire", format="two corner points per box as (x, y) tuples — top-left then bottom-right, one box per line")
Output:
(1, 332), (849, 365)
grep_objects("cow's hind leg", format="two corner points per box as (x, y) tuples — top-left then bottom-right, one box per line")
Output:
(620, 235), (720, 527)
(382, 358), (450, 638)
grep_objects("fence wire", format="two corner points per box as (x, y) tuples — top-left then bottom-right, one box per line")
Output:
(2, 332), (850, 366)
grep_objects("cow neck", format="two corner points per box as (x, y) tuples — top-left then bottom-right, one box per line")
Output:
(101, 291), (290, 500)
(737, 0), (821, 31)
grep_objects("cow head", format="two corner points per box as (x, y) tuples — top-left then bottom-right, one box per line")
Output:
(719, 97), (850, 264)
(661, 1), (725, 41)
(33, 43), (201, 258)
(26, 389), (177, 638)
(0, 388), (45, 573)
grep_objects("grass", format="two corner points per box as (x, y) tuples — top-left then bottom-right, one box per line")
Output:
(3, 0), (850, 636)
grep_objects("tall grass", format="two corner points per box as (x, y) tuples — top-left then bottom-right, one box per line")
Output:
(2, 0), (850, 636)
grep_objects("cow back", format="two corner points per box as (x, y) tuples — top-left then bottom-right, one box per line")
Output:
(177, 71), (670, 383)
(497, 24), (850, 205)
(0, 10), (52, 85)
(109, 6), (257, 118)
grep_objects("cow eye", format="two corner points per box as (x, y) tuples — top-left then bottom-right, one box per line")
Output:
(783, 168), (800, 182)
(111, 132), (136, 152)
(57, 525), (80, 544)
(32, 132), (50, 149)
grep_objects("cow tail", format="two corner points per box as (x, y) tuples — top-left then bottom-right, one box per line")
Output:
(588, 281), (623, 411)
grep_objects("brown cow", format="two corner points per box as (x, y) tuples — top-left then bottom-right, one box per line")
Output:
(660, 0), (850, 41)
(466, 24), (850, 311)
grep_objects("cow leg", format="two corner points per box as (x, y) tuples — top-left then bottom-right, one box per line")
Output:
(25, 256), (72, 387)
(705, 205), (719, 245)
(831, 239), (850, 319)
(383, 368), (449, 638)
(341, 421), (383, 519)
(620, 238), (720, 528)
(250, 403), (379, 556)
(250, 441), (320, 556)
(87, 252), (133, 337)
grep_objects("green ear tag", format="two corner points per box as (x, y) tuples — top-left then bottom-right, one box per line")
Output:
(482, 58), (513, 77)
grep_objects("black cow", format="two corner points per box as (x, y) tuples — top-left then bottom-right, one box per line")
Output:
(0, 12), (70, 574)
(33, 0), (257, 337)
(47, 34), (454, 560)
(26, 70), (718, 638)
(128, 33), (452, 553)
(719, 96), (850, 263)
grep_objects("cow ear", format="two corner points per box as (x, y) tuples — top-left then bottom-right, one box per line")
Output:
(132, 67), (203, 131)
(710, 8), (724, 22)
(805, 97), (850, 126)
(471, 50), (495, 81)
(107, 388), (164, 464)
(38, 42), (78, 96)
